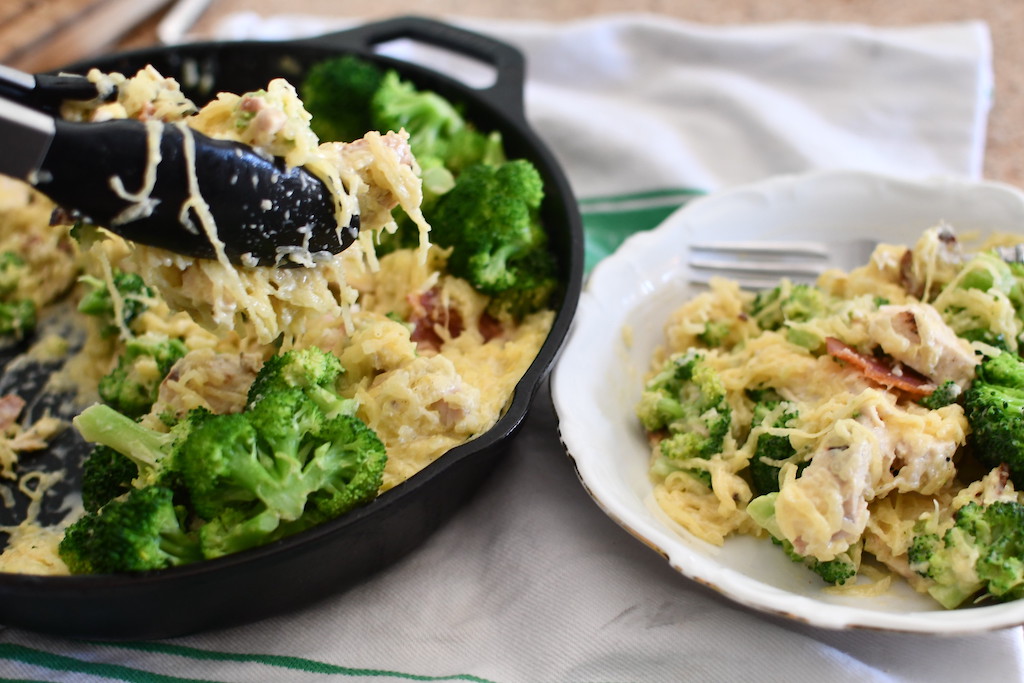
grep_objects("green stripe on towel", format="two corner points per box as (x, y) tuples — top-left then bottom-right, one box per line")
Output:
(0, 643), (213, 683)
(578, 188), (704, 271)
(111, 642), (497, 682)
(0, 641), (497, 683)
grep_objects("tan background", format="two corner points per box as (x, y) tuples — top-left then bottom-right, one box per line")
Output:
(4, 0), (1022, 184)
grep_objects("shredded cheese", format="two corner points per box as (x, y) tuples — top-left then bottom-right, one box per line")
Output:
(639, 225), (1024, 606)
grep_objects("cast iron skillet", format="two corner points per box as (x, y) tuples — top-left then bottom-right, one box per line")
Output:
(0, 16), (583, 640)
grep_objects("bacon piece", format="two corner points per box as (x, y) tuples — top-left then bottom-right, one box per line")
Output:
(0, 394), (25, 432)
(408, 287), (464, 352)
(408, 286), (507, 350)
(478, 311), (504, 342)
(825, 337), (935, 398)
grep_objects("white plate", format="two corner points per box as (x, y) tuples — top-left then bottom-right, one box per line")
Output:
(551, 169), (1024, 634)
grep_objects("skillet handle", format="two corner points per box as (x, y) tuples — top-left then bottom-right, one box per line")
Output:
(299, 15), (526, 118)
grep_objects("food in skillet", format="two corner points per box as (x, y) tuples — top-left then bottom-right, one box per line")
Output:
(0, 56), (559, 575)
(637, 226), (1024, 608)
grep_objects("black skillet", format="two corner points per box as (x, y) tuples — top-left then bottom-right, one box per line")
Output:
(0, 15), (583, 640)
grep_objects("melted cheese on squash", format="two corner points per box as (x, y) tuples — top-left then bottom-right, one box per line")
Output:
(0, 65), (556, 575)
(641, 225), (1023, 602)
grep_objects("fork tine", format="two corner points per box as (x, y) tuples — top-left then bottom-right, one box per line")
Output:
(688, 272), (815, 290)
(689, 240), (830, 258)
(688, 240), (834, 290)
(686, 238), (878, 290)
(688, 255), (827, 277)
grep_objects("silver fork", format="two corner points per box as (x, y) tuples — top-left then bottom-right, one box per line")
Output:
(687, 238), (879, 289)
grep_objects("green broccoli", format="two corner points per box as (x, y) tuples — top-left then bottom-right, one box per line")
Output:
(66, 346), (387, 573)
(937, 251), (1024, 351)
(959, 252), (1024, 311)
(697, 320), (732, 348)
(0, 299), (35, 338)
(746, 395), (800, 495)
(639, 350), (732, 487)
(962, 351), (1024, 487)
(80, 444), (140, 513)
(98, 333), (188, 419)
(958, 328), (1012, 352)
(908, 499), (1024, 608)
(299, 54), (556, 318)
(371, 70), (504, 176)
(301, 54), (386, 143)
(0, 251), (28, 298)
(747, 492), (859, 585)
(183, 390), (386, 559)
(245, 346), (357, 418)
(748, 281), (831, 348)
(59, 486), (201, 574)
(919, 380), (962, 410)
(0, 251), (36, 338)
(428, 160), (558, 317)
(483, 246), (559, 321)
(77, 270), (153, 338)
(73, 402), (210, 488)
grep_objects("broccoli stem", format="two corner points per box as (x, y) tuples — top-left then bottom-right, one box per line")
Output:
(73, 403), (170, 471)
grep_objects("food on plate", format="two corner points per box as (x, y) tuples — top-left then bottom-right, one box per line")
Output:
(0, 56), (558, 575)
(637, 226), (1024, 608)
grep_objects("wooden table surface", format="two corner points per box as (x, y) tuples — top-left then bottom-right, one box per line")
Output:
(4, 0), (1022, 186)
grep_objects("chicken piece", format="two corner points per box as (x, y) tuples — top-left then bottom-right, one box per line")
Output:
(868, 303), (979, 387)
(148, 349), (263, 421)
(775, 406), (891, 561)
(775, 390), (965, 561)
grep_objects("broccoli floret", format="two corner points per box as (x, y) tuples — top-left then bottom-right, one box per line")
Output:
(179, 388), (386, 559)
(748, 281), (830, 348)
(0, 252), (35, 338)
(939, 252), (1024, 350)
(483, 247), (559, 320)
(962, 352), (1024, 486)
(0, 299), (35, 338)
(638, 350), (732, 487)
(299, 55), (554, 316)
(637, 350), (730, 437)
(747, 397), (799, 495)
(371, 70), (504, 176)
(67, 347), (387, 572)
(58, 486), (201, 574)
(428, 160), (557, 317)
(0, 251), (27, 298)
(77, 271), (153, 337)
(960, 252), (1024, 310)
(301, 55), (386, 143)
(697, 321), (732, 348)
(919, 380), (962, 410)
(908, 500), (1024, 608)
(367, 67), (506, 254)
(246, 346), (357, 418)
(81, 445), (139, 513)
(959, 328), (1012, 352)
(73, 402), (209, 487)
(98, 334), (188, 419)
(747, 492), (859, 585)
(181, 346), (380, 558)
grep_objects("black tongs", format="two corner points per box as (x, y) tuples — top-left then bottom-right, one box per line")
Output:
(0, 65), (358, 267)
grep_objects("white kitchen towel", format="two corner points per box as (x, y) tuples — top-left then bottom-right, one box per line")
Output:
(0, 13), (1015, 683)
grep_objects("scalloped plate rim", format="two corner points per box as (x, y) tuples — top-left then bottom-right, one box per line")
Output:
(552, 169), (1024, 634)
